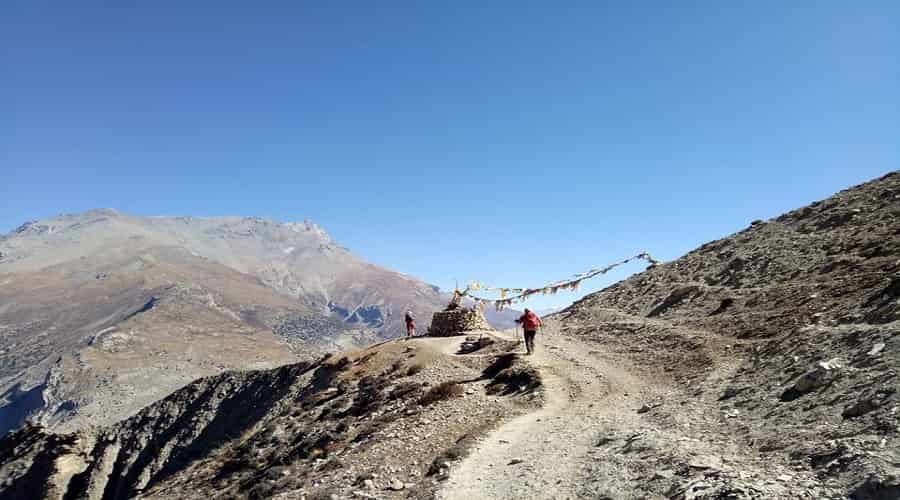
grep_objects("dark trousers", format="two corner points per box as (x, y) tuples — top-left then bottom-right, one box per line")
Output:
(523, 329), (537, 354)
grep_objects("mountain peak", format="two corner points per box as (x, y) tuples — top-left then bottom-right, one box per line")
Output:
(285, 218), (334, 243)
(81, 208), (122, 217)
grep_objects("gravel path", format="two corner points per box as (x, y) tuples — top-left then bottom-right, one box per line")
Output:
(437, 325), (843, 499)
(438, 328), (649, 500)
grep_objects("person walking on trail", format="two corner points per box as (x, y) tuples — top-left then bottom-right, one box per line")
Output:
(405, 311), (416, 338)
(516, 308), (542, 355)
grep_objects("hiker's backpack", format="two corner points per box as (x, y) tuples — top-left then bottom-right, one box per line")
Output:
(522, 312), (541, 330)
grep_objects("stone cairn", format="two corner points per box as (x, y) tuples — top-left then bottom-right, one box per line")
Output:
(428, 303), (493, 337)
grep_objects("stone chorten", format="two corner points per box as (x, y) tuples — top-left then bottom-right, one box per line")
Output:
(428, 303), (493, 337)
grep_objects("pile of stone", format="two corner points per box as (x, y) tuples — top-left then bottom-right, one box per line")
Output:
(428, 306), (492, 337)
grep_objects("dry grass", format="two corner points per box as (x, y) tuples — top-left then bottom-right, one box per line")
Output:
(418, 381), (464, 406)
(334, 356), (352, 370)
(347, 375), (389, 416)
(457, 336), (496, 354)
(389, 381), (422, 400)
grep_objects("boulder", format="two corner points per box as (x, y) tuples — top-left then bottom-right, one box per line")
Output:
(781, 358), (842, 401)
(867, 343), (886, 356)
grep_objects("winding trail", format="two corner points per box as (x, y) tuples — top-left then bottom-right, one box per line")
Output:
(434, 320), (838, 500)
(438, 328), (653, 500)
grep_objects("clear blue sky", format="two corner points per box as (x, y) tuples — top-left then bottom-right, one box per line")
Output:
(3, 1), (898, 308)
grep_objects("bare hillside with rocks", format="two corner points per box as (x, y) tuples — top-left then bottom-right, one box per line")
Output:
(553, 170), (900, 498)
(0, 332), (540, 500)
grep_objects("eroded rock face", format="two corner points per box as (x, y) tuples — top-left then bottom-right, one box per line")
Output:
(0, 361), (318, 500)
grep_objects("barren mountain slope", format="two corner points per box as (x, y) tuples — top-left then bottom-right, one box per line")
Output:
(0, 332), (539, 500)
(0, 244), (325, 436)
(0, 210), (445, 335)
(552, 170), (900, 497)
(0, 211), (447, 435)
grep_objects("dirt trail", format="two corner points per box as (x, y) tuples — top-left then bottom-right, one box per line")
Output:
(437, 325), (835, 500)
(438, 327), (651, 500)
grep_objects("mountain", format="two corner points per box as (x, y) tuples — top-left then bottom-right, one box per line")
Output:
(1, 171), (897, 500)
(554, 169), (900, 497)
(0, 210), (446, 434)
(480, 307), (522, 330)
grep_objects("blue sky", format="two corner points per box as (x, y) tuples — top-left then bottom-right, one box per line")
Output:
(3, 1), (898, 308)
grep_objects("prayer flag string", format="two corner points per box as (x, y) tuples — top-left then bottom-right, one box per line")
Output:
(460, 252), (660, 310)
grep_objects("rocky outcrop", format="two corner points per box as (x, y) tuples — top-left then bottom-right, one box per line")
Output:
(780, 357), (844, 401)
(0, 360), (318, 500)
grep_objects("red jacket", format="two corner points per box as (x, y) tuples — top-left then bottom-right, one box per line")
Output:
(519, 311), (542, 330)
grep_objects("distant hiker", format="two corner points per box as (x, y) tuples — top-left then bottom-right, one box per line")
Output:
(405, 311), (416, 337)
(516, 308), (542, 355)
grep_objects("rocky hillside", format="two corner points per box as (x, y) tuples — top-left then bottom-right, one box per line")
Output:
(0, 333), (538, 500)
(0, 211), (447, 434)
(559, 170), (900, 497)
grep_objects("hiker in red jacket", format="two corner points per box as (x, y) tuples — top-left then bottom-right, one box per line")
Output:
(516, 308), (542, 355)
(405, 311), (416, 337)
